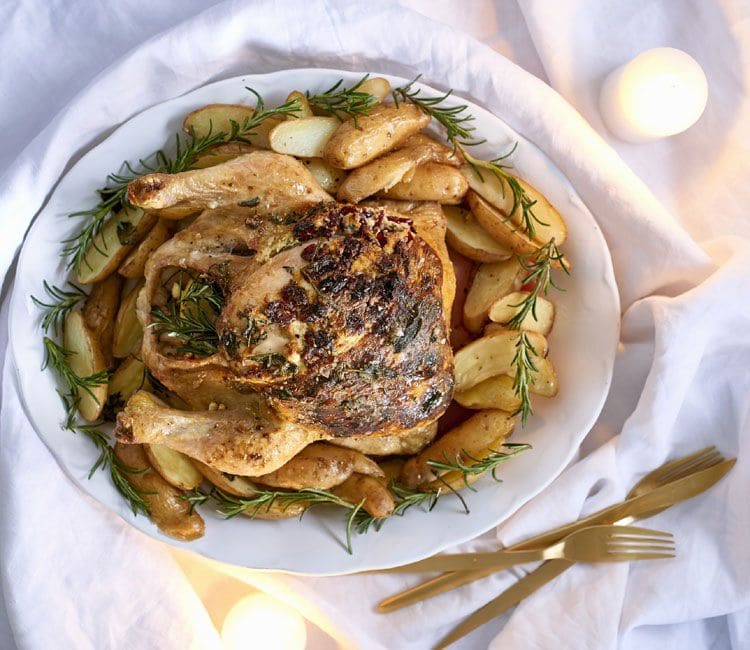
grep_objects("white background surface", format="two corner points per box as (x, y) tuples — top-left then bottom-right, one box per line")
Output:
(0, 1), (748, 649)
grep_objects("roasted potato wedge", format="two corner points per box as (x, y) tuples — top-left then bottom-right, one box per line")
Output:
(255, 443), (384, 490)
(82, 274), (122, 365)
(63, 311), (108, 422)
(379, 162), (468, 204)
(332, 421), (437, 456)
(463, 259), (520, 333)
(467, 190), (539, 257)
(112, 282), (143, 358)
(183, 103), (281, 148)
(488, 291), (555, 335)
(108, 356), (149, 409)
(332, 474), (395, 518)
(444, 205), (512, 262)
(300, 158), (347, 193)
(268, 116), (339, 158)
(400, 410), (515, 488)
(398, 133), (462, 167)
(285, 90), (314, 118)
(336, 146), (426, 203)
(324, 103), (430, 169)
(454, 330), (547, 393)
(118, 220), (172, 279)
(75, 206), (156, 285)
(191, 142), (257, 169)
(462, 164), (567, 245)
(357, 77), (392, 103)
(194, 460), (257, 497)
(114, 442), (204, 541)
(525, 356), (559, 397)
(145, 444), (203, 490)
(455, 374), (521, 411)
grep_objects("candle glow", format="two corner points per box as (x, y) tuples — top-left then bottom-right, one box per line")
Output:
(599, 47), (708, 143)
(221, 593), (307, 650)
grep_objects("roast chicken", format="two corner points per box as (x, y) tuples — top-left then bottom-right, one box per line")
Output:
(115, 151), (456, 477)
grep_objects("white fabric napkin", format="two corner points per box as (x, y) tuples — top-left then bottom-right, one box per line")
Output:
(1, 1), (748, 649)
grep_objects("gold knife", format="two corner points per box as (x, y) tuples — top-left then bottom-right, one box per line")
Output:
(432, 458), (735, 650)
(379, 458), (734, 610)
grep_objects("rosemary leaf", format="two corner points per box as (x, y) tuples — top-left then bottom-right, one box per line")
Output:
(31, 281), (87, 335)
(306, 75), (379, 125)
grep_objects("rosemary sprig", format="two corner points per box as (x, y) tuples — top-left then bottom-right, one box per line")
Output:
(31, 281), (87, 335)
(149, 274), (225, 357)
(72, 423), (151, 515)
(511, 332), (538, 426)
(504, 238), (569, 331)
(206, 487), (363, 554)
(427, 443), (532, 488)
(43, 337), (109, 423)
(392, 76), (548, 239)
(306, 75), (379, 125)
(64, 89), (301, 272)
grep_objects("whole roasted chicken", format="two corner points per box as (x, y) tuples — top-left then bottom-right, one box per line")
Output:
(115, 151), (456, 477)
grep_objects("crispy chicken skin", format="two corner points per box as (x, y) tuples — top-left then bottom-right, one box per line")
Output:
(116, 151), (455, 474)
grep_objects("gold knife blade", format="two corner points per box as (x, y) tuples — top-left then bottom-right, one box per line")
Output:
(431, 458), (735, 649)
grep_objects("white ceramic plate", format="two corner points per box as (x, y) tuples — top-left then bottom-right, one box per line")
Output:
(9, 69), (619, 575)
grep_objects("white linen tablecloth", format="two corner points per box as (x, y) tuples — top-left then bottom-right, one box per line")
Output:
(1, 1), (748, 648)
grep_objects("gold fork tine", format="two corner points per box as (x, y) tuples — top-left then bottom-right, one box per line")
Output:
(659, 450), (721, 483)
(605, 525), (672, 537)
(606, 552), (675, 561)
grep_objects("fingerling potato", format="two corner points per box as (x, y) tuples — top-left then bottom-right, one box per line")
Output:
(461, 164), (567, 245)
(285, 91), (314, 118)
(332, 474), (395, 518)
(467, 190), (539, 257)
(444, 205), (512, 263)
(454, 330), (547, 393)
(268, 116), (339, 158)
(399, 410), (515, 488)
(82, 274), (122, 365)
(378, 162), (468, 203)
(463, 259), (520, 333)
(300, 158), (347, 193)
(191, 141), (257, 169)
(145, 444), (203, 490)
(193, 460), (257, 497)
(107, 356), (149, 415)
(488, 291), (555, 335)
(118, 220), (172, 279)
(75, 206), (156, 285)
(113, 442), (205, 541)
(357, 77), (392, 103)
(63, 311), (108, 422)
(454, 374), (521, 411)
(324, 103), (430, 169)
(113, 282), (144, 358)
(183, 103), (282, 148)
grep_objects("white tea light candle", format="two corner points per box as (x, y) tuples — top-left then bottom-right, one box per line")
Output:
(599, 47), (708, 143)
(221, 593), (307, 650)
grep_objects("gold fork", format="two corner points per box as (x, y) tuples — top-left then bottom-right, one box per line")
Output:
(378, 446), (723, 612)
(379, 525), (674, 573)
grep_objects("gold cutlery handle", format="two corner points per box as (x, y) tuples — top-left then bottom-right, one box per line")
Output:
(378, 548), (545, 574)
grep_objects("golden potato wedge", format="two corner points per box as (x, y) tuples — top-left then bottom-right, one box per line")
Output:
(398, 133), (462, 167)
(454, 374), (522, 411)
(324, 103), (431, 169)
(183, 103), (282, 148)
(467, 190), (539, 257)
(357, 77), (392, 103)
(444, 205), (512, 262)
(332, 474), (395, 518)
(300, 158), (347, 193)
(463, 259), (520, 333)
(379, 162), (468, 204)
(118, 220), (172, 279)
(483, 322), (506, 336)
(191, 141), (257, 169)
(332, 421), (437, 456)
(82, 274), (122, 366)
(268, 116), (339, 158)
(488, 291), (555, 335)
(113, 442), (204, 541)
(454, 330), (547, 393)
(145, 444), (203, 490)
(108, 356), (149, 409)
(254, 443), (384, 490)
(378, 458), (406, 484)
(194, 460), (257, 497)
(63, 311), (108, 422)
(113, 282), (143, 358)
(461, 164), (567, 245)
(399, 410), (515, 488)
(75, 206), (156, 285)
(523, 356), (559, 397)
(285, 90), (314, 118)
(336, 146), (424, 203)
